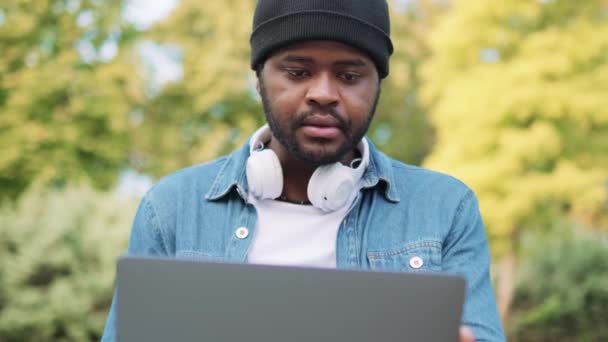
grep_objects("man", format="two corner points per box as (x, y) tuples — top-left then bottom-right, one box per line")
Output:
(102, 0), (504, 341)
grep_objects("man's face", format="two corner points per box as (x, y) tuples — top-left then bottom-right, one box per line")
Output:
(258, 40), (380, 167)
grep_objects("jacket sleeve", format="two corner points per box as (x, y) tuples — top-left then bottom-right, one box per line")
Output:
(101, 194), (169, 342)
(442, 189), (505, 342)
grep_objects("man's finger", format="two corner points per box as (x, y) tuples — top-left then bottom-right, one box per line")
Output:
(459, 326), (475, 342)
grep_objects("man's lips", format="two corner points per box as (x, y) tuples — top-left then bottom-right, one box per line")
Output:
(299, 115), (342, 139)
(301, 115), (341, 128)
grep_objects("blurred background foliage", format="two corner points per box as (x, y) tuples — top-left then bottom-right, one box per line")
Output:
(510, 223), (608, 341)
(421, 0), (608, 325)
(0, 0), (606, 341)
(0, 186), (135, 341)
(0, 0), (144, 201)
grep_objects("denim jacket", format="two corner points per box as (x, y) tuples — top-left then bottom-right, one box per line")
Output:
(102, 140), (505, 341)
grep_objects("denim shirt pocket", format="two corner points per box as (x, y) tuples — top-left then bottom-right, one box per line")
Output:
(367, 240), (443, 272)
(176, 250), (224, 262)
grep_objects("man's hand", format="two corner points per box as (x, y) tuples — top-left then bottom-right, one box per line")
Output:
(460, 326), (475, 342)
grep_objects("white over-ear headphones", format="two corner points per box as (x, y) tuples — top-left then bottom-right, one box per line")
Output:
(246, 125), (369, 212)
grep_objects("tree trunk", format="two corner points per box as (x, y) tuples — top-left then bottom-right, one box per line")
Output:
(497, 251), (517, 328)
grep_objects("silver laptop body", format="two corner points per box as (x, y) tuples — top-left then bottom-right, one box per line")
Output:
(117, 256), (465, 342)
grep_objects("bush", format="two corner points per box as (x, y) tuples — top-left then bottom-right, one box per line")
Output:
(0, 186), (136, 341)
(510, 224), (608, 341)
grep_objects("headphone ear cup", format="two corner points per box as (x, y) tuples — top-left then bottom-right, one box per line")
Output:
(308, 164), (355, 212)
(246, 149), (283, 199)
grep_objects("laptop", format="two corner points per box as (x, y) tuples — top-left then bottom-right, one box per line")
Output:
(116, 256), (465, 342)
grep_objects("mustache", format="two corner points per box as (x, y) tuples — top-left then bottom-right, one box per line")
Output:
(291, 109), (350, 133)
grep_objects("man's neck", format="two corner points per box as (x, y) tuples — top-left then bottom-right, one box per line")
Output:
(268, 138), (314, 203)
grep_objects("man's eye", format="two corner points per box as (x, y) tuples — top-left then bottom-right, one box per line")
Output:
(286, 69), (309, 78)
(340, 72), (361, 82)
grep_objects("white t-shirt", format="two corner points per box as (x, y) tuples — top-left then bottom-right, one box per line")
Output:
(246, 191), (359, 268)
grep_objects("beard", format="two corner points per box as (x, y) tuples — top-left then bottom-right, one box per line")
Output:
(259, 80), (380, 167)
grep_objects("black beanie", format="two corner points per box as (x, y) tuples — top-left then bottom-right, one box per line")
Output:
(250, 0), (394, 79)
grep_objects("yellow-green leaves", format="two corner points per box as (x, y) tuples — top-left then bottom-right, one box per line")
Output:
(422, 0), (608, 255)
(0, 0), (144, 201)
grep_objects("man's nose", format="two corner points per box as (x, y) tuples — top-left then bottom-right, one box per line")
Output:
(305, 73), (339, 108)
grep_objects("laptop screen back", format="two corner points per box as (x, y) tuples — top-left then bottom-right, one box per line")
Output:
(117, 257), (465, 342)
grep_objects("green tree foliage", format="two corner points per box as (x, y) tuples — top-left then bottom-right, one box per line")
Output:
(510, 225), (608, 341)
(0, 0), (144, 202)
(372, 0), (448, 165)
(0, 186), (135, 341)
(130, 0), (263, 177)
(421, 0), (608, 322)
(422, 0), (608, 254)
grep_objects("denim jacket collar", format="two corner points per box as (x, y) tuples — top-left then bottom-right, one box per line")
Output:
(205, 138), (400, 203)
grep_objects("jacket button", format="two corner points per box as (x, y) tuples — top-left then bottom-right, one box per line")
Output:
(409, 256), (424, 269)
(235, 227), (249, 239)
